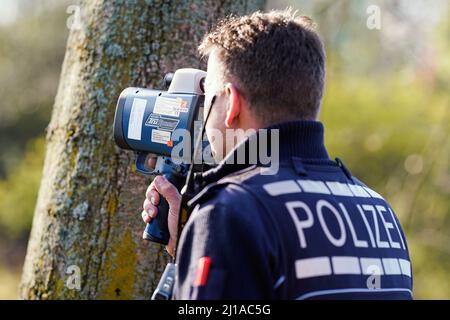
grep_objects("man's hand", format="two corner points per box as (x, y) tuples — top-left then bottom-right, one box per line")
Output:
(142, 157), (181, 257)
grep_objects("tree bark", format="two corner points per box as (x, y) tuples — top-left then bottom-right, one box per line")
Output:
(20, 0), (265, 300)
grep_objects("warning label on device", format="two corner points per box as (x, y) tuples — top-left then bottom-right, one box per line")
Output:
(153, 96), (188, 117)
(151, 129), (171, 145)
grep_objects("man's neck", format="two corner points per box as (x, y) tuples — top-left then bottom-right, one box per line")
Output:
(201, 119), (330, 185)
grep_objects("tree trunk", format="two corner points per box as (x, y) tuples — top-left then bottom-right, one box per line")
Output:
(20, 0), (265, 300)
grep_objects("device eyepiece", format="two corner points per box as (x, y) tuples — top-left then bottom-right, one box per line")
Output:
(200, 77), (205, 93)
(163, 73), (174, 89)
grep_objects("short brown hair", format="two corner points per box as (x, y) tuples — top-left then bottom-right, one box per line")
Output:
(199, 9), (326, 124)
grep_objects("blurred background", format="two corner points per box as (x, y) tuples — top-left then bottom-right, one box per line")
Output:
(0, 0), (448, 299)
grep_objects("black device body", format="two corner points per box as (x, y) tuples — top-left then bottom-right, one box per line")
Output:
(113, 69), (208, 245)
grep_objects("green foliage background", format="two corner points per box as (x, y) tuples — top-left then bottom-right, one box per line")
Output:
(0, 0), (448, 299)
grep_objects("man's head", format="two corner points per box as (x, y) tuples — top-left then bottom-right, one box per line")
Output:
(199, 9), (326, 160)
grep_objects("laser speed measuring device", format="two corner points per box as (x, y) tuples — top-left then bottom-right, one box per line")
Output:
(113, 68), (209, 245)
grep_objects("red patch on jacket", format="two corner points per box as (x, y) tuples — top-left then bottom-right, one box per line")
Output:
(194, 256), (212, 287)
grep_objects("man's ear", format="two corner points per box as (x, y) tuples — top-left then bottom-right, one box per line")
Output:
(224, 83), (241, 128)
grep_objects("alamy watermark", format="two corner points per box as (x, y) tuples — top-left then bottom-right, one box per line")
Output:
(66, 264), (81, 291)
(366, 265), (382, 289)
(366, 5), (381, 30)
(168, 124), (280, 175)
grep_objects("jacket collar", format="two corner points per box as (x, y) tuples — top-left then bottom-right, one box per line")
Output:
(197, 120), (330, 186)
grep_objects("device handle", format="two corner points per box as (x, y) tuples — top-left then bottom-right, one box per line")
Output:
(142, 160), (187, 245)
(142, 172), (172, 244)
(135, 152), (170, 244)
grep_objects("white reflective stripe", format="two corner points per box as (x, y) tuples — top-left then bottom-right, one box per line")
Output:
(263, 179), (386, 199)
(348, 184), (371, 197)
(399, 259), (412, 277)
(331, 256), (361, 275)
(263, 180), (301, 196)
(295, 256), (411, 280)
(295, 257), (332, 279)
(326, 181), (354, 196)
(296, 288), (413, 300)
(360, 258), (384, 275)
(364, 187), (385, 199)
(297, 180), (331, 194)
(382, 258), (402, 275)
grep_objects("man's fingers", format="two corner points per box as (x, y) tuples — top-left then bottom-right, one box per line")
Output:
(143, 199), (157, 218)
(142, 175), (181, 258)
(166, 237), (176, 258)
(146, 155), (158, 169)
(153, 176), (181, 204)
(141, 210), (151, 224)
(146, 183), (156, 200)
(148, 189), (160, 206)
(165, 205), (179, 258)
(168, 206), (179, 217)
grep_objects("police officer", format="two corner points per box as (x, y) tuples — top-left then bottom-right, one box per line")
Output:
(141, 10), (413, 299)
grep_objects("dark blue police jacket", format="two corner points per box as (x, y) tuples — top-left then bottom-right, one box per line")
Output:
(173, 120), (413, 300)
